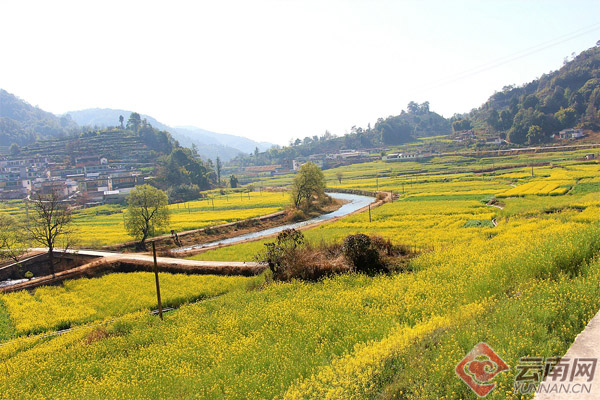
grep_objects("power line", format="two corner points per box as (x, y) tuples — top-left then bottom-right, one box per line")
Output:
(412, 22), (600, 95)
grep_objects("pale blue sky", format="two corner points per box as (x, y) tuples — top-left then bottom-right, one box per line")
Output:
(1, 0), (599, 144)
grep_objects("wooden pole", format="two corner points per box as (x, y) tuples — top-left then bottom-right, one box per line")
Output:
(152, 242), (163, 321)
(211, 197), (215, 210)
(369, 204), (371, 222)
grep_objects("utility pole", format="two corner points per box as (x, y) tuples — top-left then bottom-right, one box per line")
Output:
(368, 204), (372, 222)
(152, 242), (163, 321)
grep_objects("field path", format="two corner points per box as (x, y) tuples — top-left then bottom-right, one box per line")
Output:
(0, 249), (264, 293)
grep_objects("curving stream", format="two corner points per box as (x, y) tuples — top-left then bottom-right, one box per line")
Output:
(173, 192), (376, 253)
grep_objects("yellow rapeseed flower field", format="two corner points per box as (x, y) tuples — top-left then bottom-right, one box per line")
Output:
(1, 153), (599, 399)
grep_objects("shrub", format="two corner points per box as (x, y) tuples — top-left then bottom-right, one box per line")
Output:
(24, 271), (33, 280)
(342, 234), (388, 275)
(256, 229), (350, 281)
(256, 232), (412, 281)
(285, 209), (307, 222)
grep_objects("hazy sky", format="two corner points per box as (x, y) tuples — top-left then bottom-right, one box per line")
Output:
(1, 0), (599, 145)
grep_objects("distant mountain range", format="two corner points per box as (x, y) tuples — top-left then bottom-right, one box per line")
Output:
(64, 108), (273, 161)
(0, 91), (273, 161)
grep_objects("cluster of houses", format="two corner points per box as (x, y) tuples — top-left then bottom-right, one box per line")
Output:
(294, 150), (372, 170)
(241, 150), (374, 178)
(0, 155), (145, 205)
(557, 128), (584, 140)
(453, 128), (586, 144)
(383, 152), (434, 162)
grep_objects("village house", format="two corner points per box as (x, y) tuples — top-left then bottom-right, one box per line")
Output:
(559, 128), (584, 139)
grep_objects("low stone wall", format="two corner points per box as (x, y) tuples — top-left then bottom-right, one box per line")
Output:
(0, 257), (265, 293)
(0, 252), (101, 281)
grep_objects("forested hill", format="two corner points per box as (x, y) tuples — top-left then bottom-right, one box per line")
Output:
(239, 45), (600, 166)
(467, 44), (600, 144)
(66, 108), (273, 161)
(0, 89), (79, 146)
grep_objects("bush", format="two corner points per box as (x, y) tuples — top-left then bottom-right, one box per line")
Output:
(256, 232), (412, 281)
(24, 271), (33, 280)
(342, 234), (388, 275)
(256, 229), (350, 281)
(168, 184), (202, 203)
(285, 209), (307, 222)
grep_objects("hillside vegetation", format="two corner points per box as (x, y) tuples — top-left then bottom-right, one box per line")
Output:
(0, 89), (78, 146)
(235, 45), (600, 169)
(469, 45), (600, 144)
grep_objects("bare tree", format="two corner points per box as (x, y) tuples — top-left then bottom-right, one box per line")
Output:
(0, 214), (26, 275)
(24, 190), (73, 277)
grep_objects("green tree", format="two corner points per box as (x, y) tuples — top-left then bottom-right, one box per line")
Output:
(555, 107), (578, 129)
(124, 185), (170, 248)
(407, 101), (419, 114)
(9, 143), (20, 155)
(452, 119), (472, 133)
(291, 162), (326, 210)
(229, 174), (239, 188)
(159, 148), (211, 190)
(126, 112), (141, 133)
(119, 115), (124, 129)
(486, 109), (500, 131)
(527, 125), (543, 145)
(216, 157), (222, 184)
